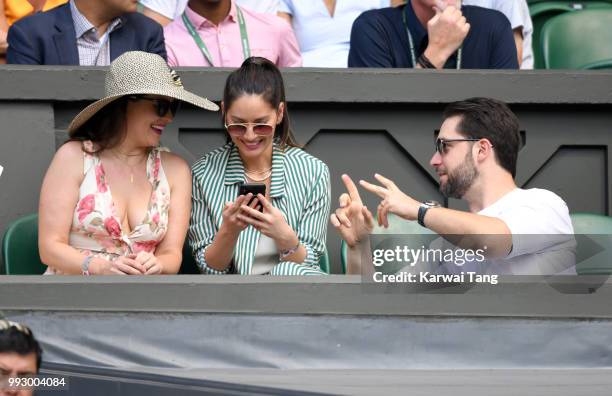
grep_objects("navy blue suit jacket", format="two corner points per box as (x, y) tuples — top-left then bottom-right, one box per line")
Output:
(7, 4), (166, 65)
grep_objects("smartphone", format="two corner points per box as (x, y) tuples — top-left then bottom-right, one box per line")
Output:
(239, 183), (266, 211)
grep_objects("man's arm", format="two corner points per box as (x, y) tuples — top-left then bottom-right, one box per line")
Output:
(513, 28), (523, 67)
(360, 174), (512, 257)
(276, 18), (302, 67)
(6, 22), (42, 64)
(0, 0), (9, 55)
(146, 21), (167, 61)
(348, 11), (395, 67)
(489, 12), (519, 69)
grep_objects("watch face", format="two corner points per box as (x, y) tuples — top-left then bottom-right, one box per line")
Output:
(424, 200), (441, 208)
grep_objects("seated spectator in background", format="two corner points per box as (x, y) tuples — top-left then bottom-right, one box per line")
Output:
(0, 320), (42, 396)
(140, 0), (279, 26)
(190, 57), (330, 275)
(164, 0), (301, 67)
(7, 0), (166, 65)
(278, 0), (405, 67)
(463, 0), (532, 69)
(38, 51), (219, 275)
(1, 1), (68, 63)
(348, 0), (518, 69)
(0, 0), (8, 62)
(332, 98), (574, 275)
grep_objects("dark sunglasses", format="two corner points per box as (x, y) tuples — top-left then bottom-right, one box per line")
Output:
(435, 137), (486, 155)
(128, 95), (180, 117)
(224, 122), (275, 136)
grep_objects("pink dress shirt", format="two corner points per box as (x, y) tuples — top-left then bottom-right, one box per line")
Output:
(164, 2), (302, 67)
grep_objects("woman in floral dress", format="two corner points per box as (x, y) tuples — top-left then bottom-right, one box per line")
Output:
(38, 51), (218, 275)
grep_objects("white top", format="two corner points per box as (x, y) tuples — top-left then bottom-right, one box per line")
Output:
(463, 0), (534, 69)
(251, 234), (278, 275)
(405, 188), (576, 275)
(139, 0), (279, 20)
(278, 0), (391, 67)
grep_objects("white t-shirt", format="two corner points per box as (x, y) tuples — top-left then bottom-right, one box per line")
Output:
(406, 188), (576, 275)
(278, 0), (390, 67)
(139, 0), (279, 20)
(463, 0), (534, 69)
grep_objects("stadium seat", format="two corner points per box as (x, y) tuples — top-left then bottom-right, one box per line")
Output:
(570, 213), (612, 275)
(1, 213), (46, 275)
(529, 1), (612, 68)
(340, 214), (435, 274)
(541, 9), (612, 69)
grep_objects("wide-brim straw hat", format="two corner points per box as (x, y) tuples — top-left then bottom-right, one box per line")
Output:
(68, 51), (219, 133)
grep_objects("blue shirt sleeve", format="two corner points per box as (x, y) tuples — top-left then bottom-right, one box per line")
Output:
(348, 10), (396, 68)
(488, 11), (519, 69)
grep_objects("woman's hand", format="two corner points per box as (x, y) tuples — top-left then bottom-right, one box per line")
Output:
(91, 256), (145, 275)
(134, 251), (163, 275)
(238, 194), (298, 251)
(220, 193), (254, 235)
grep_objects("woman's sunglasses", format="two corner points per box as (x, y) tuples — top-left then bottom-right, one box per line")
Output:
(224, 122), (275, 136)
(435, 137), (484, 155)
(128, 95), (180, 117)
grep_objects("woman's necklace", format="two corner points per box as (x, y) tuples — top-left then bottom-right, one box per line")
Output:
(110, 150), (148, 184)
(245, 166), (272, 182)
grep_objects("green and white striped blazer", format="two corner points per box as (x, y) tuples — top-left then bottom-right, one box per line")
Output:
(189, 141), (331, 275)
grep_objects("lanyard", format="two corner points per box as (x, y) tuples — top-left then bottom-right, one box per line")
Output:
(402, 5), (462, 70)
(182, 6), (251, 67)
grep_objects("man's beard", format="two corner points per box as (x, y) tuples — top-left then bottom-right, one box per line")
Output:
(439, 152), (479, 199)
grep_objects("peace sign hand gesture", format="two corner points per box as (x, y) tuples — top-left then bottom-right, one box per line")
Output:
(330, 174), (375, 248)
(359, 173), (420, 228)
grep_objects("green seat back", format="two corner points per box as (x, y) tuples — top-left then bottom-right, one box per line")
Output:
(530, 1), (612, 68)
(541, 9), (612, 69)
(570, 213), (612, 275)
(318, 248), (331, 274)
(2, 214), (46, 275)
(340, 214), (435, 274)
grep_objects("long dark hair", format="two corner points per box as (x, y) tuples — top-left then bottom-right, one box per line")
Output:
(68, 97), (130, 154)
(223, 57), (300, 148)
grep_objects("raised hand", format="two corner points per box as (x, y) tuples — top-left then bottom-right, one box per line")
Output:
(359, 174), (420, 228)
(330, 174), (375, 248)
(424, 5), (470, 68)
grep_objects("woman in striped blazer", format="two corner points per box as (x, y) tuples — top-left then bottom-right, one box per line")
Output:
(189, 57), (331, 275)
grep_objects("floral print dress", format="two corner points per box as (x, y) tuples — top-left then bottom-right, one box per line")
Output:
(44, 141), (171, 274)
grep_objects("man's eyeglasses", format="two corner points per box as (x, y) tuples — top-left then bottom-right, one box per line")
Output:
(435, 137), (487, 155)
(224, 122), (275, 136)
(128, 95), (179, 117)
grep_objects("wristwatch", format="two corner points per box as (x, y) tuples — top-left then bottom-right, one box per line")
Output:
(417, 200), (441, 227)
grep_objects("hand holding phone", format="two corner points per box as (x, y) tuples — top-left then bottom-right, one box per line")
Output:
(239, 183), (266, 212)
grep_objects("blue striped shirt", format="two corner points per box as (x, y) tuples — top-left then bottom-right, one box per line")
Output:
(189, 141), (331, 275)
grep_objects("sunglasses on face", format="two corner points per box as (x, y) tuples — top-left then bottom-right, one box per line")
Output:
(224, 122), (275, 136)
(435, 137), (484, 155)
(128, 95), (180, 117)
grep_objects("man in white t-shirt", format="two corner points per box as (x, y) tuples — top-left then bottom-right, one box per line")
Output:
(331, 97), (575, 275)
(462, 0), (533, 69)
(140, 0), (279, 26)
